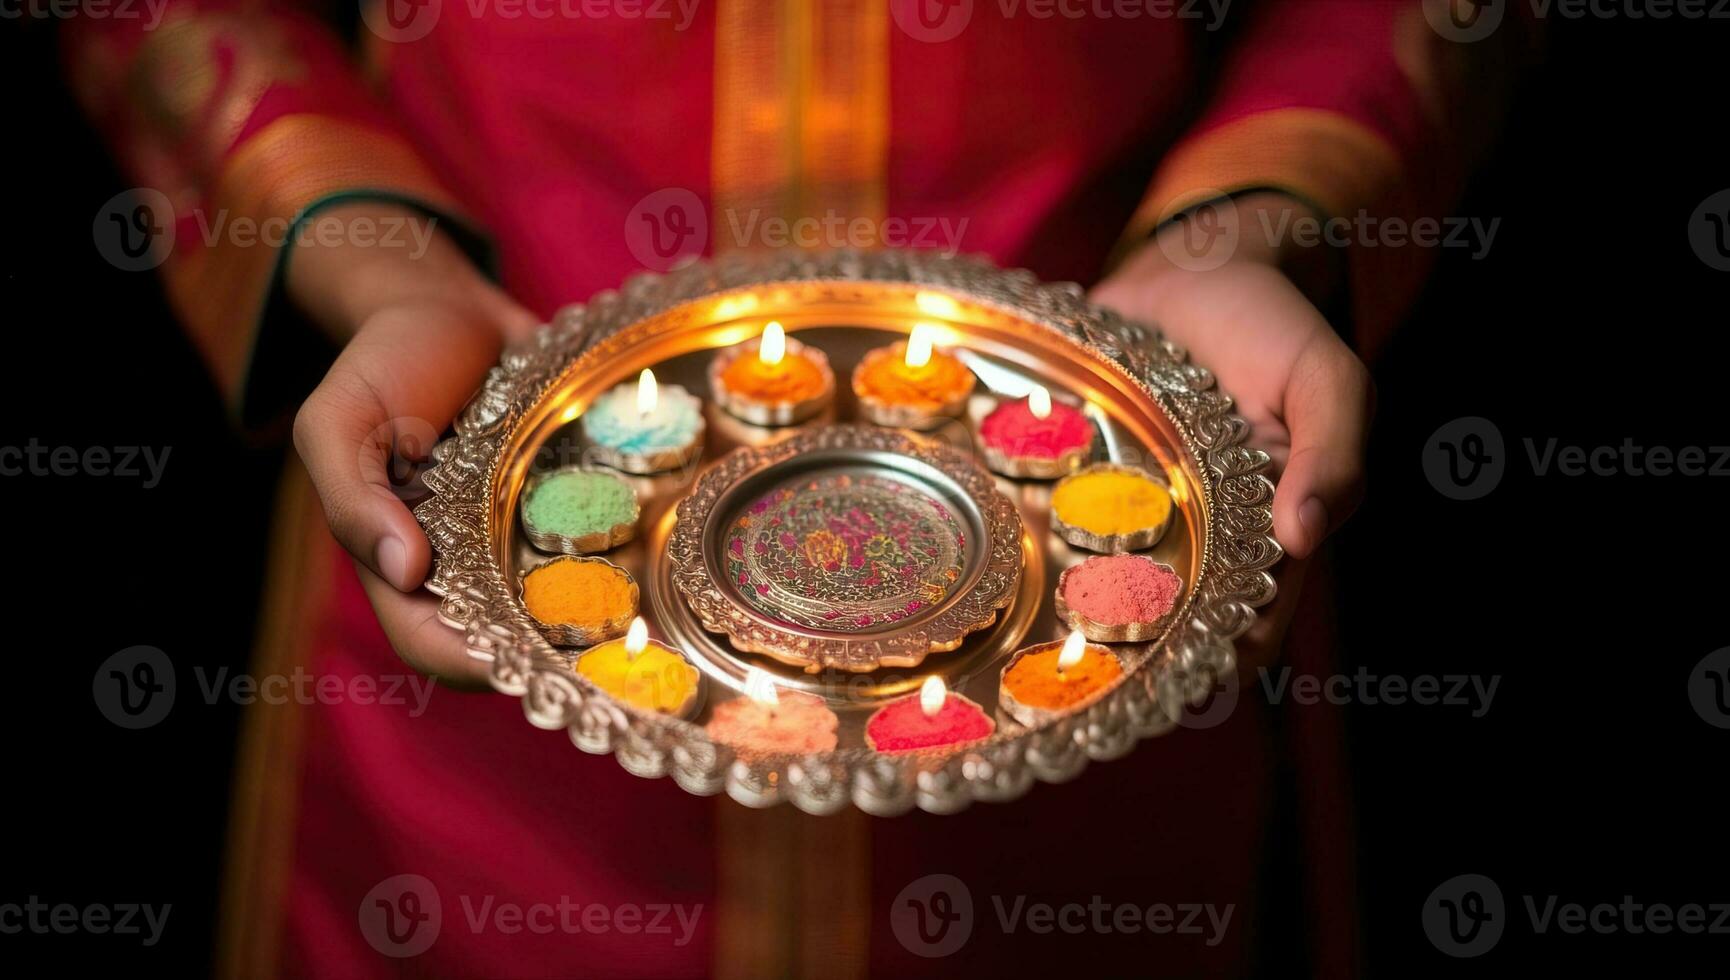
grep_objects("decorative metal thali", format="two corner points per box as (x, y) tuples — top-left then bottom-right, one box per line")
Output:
(415, 249), (1281, 816)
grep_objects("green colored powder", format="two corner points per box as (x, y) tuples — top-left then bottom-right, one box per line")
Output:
(525, 470), (637, 537)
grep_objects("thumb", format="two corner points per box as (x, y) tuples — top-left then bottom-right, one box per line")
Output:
(294, 303), (517, 589)
(1274, 337), (1374, 560)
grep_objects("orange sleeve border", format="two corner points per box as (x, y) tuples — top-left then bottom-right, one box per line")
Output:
(1112, 108), (1402, 265)
(159, 114), (474, 426)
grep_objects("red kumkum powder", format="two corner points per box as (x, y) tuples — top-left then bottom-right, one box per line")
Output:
(865, 693), (994, 753)
(978, 397), (1092, 459)
(1061, 554), (1182, 626)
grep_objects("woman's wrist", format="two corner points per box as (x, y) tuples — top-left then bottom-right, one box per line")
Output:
(1128, 191), (1344, 306)
(283, 201), (505, 340)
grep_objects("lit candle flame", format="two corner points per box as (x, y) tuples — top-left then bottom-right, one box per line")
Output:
(1057, 629), (1087, 674)
(623, 617), (649, 661)
(919, 675), (947, 718)
(636, 368), (658, 417)
(759, 321), (786, 366)
(1028, 384), (1052, 420)
(905, 323), (936, 370)
(744, 667), (780, 707)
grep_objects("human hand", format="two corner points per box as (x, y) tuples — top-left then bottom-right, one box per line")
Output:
(1089, 193), (1374, 662)
(288, 203), (538, 687)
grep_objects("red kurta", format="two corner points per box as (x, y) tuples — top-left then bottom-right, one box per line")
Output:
(66, 2), (1511, 974)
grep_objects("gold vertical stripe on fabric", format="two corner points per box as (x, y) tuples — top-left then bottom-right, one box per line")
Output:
(714, 804), (872, 980)
(215, 463), (332, 980)
(801, 0), (887, 240)
(712, 0), (797, 251)
(710, 3), (887, 975)
(711, 0), (888, 253)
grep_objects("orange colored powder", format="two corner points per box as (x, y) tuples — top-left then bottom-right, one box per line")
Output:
(1002, 644), (1122, 711)
(719, 349), (829, 402)
(853, 344), (973, 409)
(522, 558), (636, 630)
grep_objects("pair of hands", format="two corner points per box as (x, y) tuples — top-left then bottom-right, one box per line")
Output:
(289, 196), (1371, 687)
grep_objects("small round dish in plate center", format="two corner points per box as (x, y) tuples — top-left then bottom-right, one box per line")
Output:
(669, 425), (1023, 673)
(718, 465), (972, 633)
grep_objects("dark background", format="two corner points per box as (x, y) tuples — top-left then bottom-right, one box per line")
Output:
(3, 11), (1723, 976)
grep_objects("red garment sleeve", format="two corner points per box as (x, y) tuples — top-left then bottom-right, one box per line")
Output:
(1117, 0), (1531, 352)
(64, 1), (477, 425)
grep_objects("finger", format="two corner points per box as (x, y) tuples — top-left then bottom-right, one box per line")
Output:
(1273, 336), (1373, 559)
(356, 561), (493, 690)
(293, 306), (508, 591)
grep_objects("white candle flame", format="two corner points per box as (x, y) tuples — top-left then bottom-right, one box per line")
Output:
(1028, 384), (1052, 420)
(905, 323), (936, 370)
(1057, 629), (1086, 672)
(623, 617), (649, 660)
(759, 321), (786, 366)
(744, 667), (780, 707)
(636, 368), (658, 417)
(919, 675), (947, 718)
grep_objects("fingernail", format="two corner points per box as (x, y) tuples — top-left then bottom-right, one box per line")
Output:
(1298, 497), (1329, 547)
(376, 535), (409, 589)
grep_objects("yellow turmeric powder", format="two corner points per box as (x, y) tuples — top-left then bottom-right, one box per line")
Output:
(1050, 468), (1172, 537)
(522, 557), (637, 630)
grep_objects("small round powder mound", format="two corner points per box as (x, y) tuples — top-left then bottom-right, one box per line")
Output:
(718, 346), (830, 403)
(1060, 555), (1182, 627)
(864, 693), (994, 754)
(1050, 468), (1172, 537)
(852, 344), (974, 410)
(978, 398), (1093, 460)
(1002, 643), (1123, 713)
(523, 469), (637, 540)
(706, 691), (840, 758)
(522, 558), (637, 632)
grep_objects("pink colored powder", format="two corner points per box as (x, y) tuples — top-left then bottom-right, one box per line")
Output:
(979, 397), (1092, 459)
(1061, 555), (1182, 626)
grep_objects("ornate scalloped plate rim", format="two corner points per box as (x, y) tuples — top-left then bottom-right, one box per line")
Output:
(413, 249), (1282, 816)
